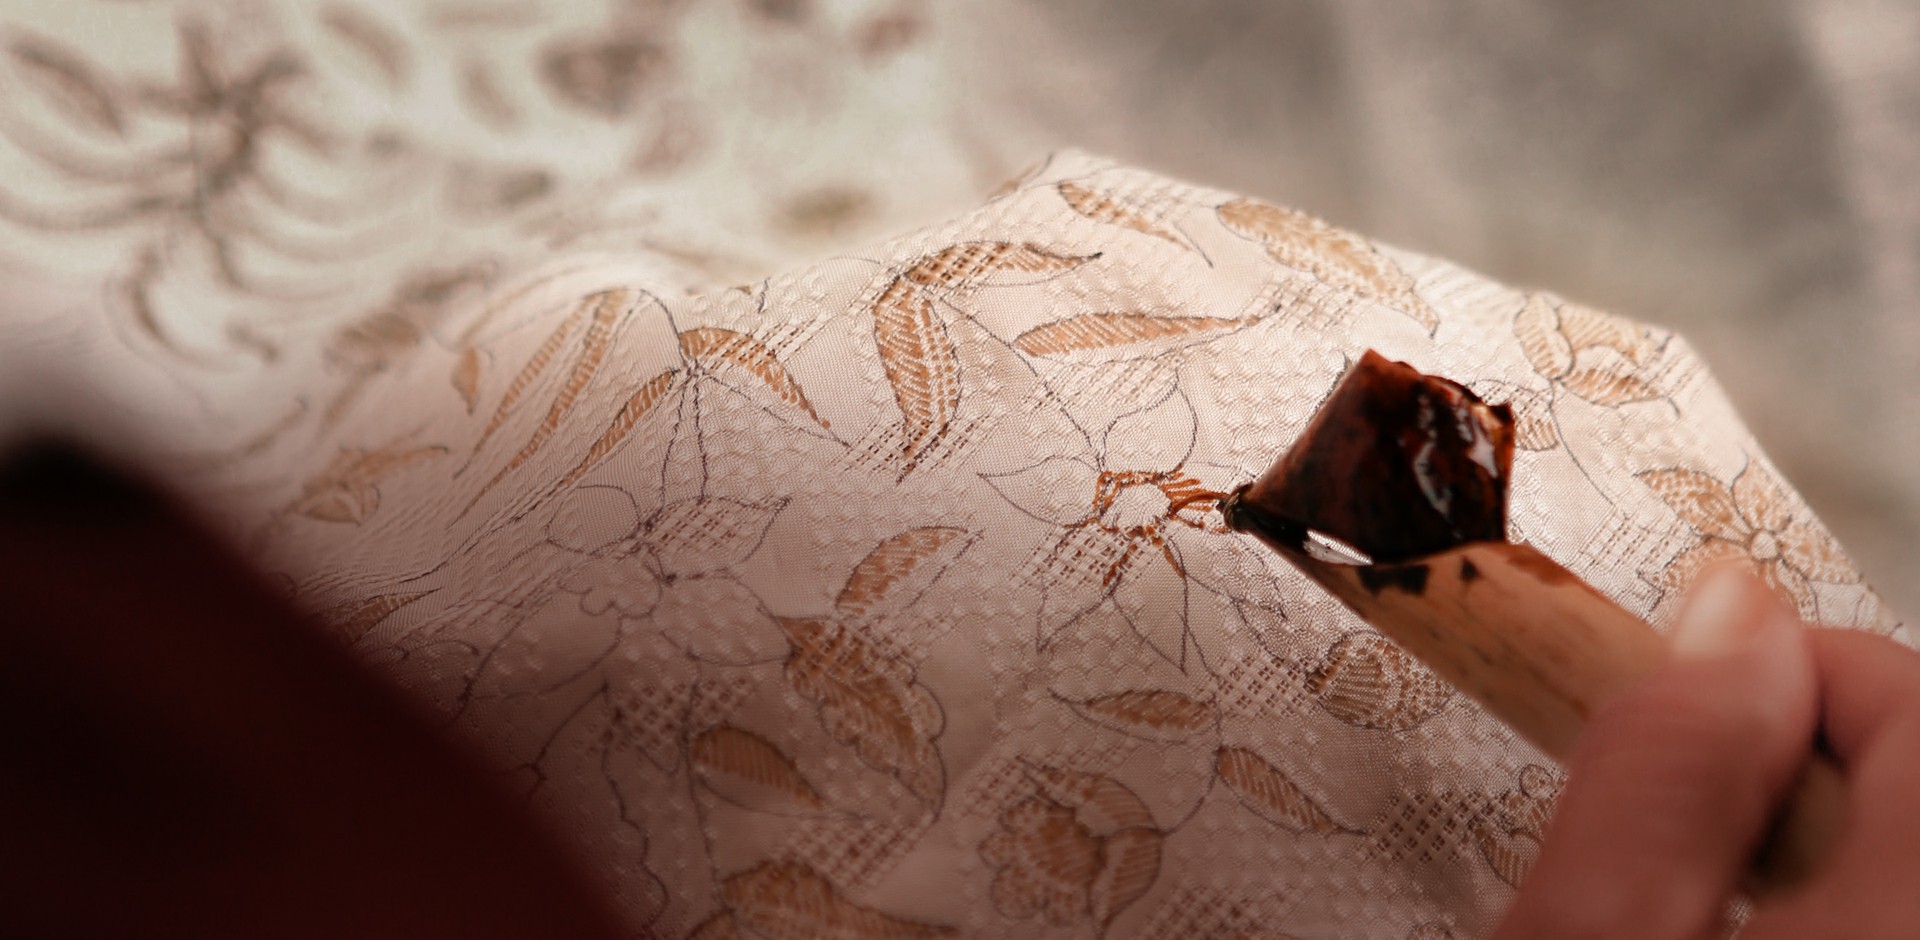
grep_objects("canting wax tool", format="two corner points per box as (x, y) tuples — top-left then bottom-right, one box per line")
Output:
(1219, 350), (1842, 893)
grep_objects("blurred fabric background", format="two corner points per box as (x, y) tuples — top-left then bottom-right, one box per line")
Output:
(956, 0), (1920, 616)
(1, 0), (1914, 614)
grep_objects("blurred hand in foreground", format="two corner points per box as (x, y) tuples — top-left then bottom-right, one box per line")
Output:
(1498, 567), (1920, 939)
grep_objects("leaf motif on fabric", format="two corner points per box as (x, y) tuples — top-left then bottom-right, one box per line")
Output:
(689, 724), (830, 815)
(1779, 515), (1859, 585)
(1089, 827), (1161, 928)
(722, 860), (957, 940)
(1558, 367), (1661, 406)
(900, 241), (1098, 291)
(1471, 822), (1541, 888)
(451, 347), (484, 413)
(1012, 313), (1255, 359)
(470, 288), (632, 500)
(866, 242), (1096, 472)
(1305, 632), (1452, 731)
(1216, 197), (1437, 331)
(1732, 461), (1796, 534)
(1556, 302), (1659, 365)
(679, 326), (828, 428)
(1061, 689), (1214, 741)
(1513, 409), (1560, 450)
(1473, 381), (1557, 451)
(643, 496), (785, 577)
(1636, 468), (1749, 543)
(557, 367), (679, 489)
(1100, 385), (1199, 471)
(1640, 462), (1860, 620)
(7, 36), (125, 135)
(835, 526), (976, 620)
(1020, 762), (1157, 836)
(299, 480), (379, 523)
(1513, 294), (1574, 378)
(1057, 180), (1188, 248)
(1470, 764), (1560, 886)
(1214, 747), (1340, 833)
(870, 279), (959, 471)
(779, 617), (946, 809)
(320, 589), (435, 644)
(469, 302), (587, 458)
(292, 444), (448, 524)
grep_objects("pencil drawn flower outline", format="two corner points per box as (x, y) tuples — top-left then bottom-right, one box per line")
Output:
(983, 383), (1273, 674)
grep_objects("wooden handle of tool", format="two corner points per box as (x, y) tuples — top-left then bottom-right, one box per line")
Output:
(1277, 539), (1843, 894)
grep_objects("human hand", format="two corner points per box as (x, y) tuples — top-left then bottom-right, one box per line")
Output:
(1495, 568), (1920, 938)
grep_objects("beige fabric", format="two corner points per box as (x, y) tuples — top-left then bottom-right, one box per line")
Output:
(964, 1), (1920, 616)
(0, 3), (1906, 938)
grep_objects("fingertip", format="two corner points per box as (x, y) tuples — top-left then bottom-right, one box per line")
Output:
(1497, 570), (1820, 939)
(1672, 567), (1817, 733)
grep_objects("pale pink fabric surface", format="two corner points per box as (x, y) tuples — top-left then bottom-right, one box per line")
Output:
(0, 4), (1905, 938)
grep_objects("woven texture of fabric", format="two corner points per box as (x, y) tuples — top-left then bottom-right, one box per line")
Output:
(0, 4), (1902, 938)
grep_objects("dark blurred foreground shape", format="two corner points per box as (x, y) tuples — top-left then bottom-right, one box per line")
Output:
(0, 441), (629, 939)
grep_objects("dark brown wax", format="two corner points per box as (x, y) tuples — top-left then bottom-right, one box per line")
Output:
(1224, 350), (1514, 563)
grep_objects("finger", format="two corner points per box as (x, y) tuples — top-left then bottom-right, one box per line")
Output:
(1495, 570), (1818, 940)
(1741, 629), (1920, 938)
(0, 443), (627, 939)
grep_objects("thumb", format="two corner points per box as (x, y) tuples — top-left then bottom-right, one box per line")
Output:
(1495, 569), (1818, 940)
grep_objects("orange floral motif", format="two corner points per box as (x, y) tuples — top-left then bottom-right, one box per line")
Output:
(1514, 292), (1666, 406)
(980, 763), (1162, 932)
(1305, 632), (1453, 731)
(1639, 462), (1858, 619)
(982, 796), (1103, 926)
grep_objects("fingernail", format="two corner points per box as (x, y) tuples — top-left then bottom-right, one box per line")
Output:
(1671, 566), (1761, 658)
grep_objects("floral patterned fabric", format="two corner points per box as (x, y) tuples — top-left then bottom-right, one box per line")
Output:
(0, 4), (1902, 939)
